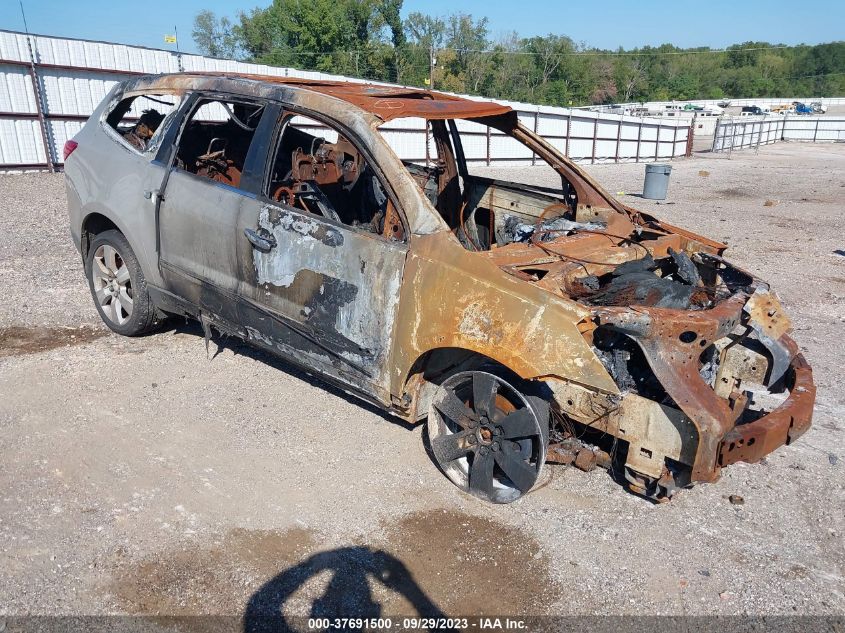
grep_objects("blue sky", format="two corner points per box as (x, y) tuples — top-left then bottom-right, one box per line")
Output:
(2, 0), (841, 55)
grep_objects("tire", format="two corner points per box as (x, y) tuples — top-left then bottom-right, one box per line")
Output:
(85, 229), (158, 336)
(427, 367), (550, 504)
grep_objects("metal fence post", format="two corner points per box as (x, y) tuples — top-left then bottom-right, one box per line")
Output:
(728, 121), (737, 160)
(635, 118), (643, 162)
(614, 115), (622, 163)
(654, 121), (661, 161)
(532, 110), (539, 166)
(486, 125), (491, 166)
(591, 116), (598, 164)
(564, 111), (572, 158)
(813, 118), (820, 142)
(712, 118), (720, 152)
(685, 119), (694, 157)
(23, 34), (54, 172)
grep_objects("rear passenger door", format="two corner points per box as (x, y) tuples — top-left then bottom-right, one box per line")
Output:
(236, 111), (408, 402)
(158, 95), (276, 326)
(94, 90), (184, 283)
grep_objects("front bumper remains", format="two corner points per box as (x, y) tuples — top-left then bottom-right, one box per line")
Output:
(590, 284), (816, 486)
(718, 351), (815, 466)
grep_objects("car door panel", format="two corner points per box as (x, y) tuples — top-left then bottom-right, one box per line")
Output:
(157, 98), (273, 327)
(159, 172), (246, 308)
(239, 201), (406, 401)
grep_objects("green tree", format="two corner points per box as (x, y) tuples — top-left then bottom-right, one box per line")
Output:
(404, 12), (445, 49)
(443, 13), (489, 93)
(192, 10), (239, 58)
(234, 0), (391, 77)
(193, 3), (845, 104)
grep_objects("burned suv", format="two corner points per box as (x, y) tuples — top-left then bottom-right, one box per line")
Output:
(65, 73), (814, 503)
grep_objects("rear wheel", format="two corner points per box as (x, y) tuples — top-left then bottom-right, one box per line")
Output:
(427, 370), (549, 504)
(86, 230), (157, 336)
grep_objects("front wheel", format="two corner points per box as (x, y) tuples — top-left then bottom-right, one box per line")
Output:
(427, 370), (549, 504)
(85, 230), (158, 336)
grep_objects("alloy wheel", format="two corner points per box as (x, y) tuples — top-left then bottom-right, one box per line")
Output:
(428, 371), (545, 503)
(91, 244), (133, 326)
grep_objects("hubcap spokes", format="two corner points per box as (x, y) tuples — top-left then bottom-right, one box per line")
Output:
(431, 372), (543, 502)
(92, 244), (133, 325)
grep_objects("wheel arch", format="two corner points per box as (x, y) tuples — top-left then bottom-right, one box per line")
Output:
(401, 346), (553, 422)
(79, 209), (156, 282)
(80, 212), (121, 259)
(82, 215), (162, 336)
(389, 232), (620, 412)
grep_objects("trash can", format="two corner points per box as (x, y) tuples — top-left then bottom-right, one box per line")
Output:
(643, 163), (672, 200)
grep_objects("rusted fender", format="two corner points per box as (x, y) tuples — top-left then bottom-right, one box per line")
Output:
(390, 231), (620, 398)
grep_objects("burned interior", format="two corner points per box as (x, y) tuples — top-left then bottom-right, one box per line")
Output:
(173, 98), (263, 188)
(68, 73), (815, 505)
(266, 115), (398, 238)
(104, 93), (180, 153)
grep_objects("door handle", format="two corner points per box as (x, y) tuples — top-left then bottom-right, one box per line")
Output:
(143, 189), (162, 201)
(244, 228), (277, 252)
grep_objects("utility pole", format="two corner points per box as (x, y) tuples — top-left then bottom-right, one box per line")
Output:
(18, 0), (30, 32)
(429, 44), (436, 91)
(425, 44), (436, 168)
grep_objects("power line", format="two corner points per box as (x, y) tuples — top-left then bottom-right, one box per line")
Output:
(260, 53), (845, 89)
(218, 41), (844, 88)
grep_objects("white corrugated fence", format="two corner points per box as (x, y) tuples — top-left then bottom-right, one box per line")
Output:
(712, 115), (845, 152)
(0, 29), (693, 172)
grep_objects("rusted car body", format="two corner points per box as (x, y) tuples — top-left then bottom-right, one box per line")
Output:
(65, 73), (814, 503)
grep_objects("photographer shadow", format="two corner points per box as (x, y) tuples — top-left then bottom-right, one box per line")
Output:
(243, 546), (455, 633)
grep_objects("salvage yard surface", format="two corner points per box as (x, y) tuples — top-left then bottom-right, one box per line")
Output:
(0, 142), (843, 619)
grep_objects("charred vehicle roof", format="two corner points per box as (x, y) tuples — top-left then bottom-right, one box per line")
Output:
(64, 73), (815, 504)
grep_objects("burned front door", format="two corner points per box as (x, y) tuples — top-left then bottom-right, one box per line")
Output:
(236, 113), (407, 403)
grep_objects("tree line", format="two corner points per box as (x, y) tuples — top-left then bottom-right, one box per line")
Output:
(192, 0), (845, 106)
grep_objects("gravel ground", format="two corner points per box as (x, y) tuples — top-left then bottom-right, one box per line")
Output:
(0, 142), (843, 620)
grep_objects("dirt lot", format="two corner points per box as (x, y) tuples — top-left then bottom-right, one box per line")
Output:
(0, 142), (843, 621)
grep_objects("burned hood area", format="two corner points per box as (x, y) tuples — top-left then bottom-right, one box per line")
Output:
(480, 201), (813, 500)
